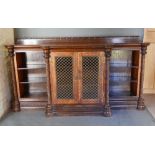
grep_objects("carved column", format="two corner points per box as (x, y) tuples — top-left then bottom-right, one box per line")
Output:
(103, 47), (112, 117)
(137, 43), (148, 110)
(43, 47), (54, 116)
(7, 45), (20, 112)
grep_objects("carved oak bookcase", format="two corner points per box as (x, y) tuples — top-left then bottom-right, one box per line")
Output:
(6, 37), (149, 117)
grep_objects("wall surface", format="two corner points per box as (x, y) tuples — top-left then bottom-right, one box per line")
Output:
(143, 28), (155, 94)
(0, 28), (14, 119)
(15, 28), (144, 39)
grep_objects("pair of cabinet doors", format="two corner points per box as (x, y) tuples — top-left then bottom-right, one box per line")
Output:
(50, 49), (105, 105)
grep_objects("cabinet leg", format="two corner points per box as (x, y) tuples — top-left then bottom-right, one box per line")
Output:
(103, 105), (112, 117)
(137, 98), (145, 110)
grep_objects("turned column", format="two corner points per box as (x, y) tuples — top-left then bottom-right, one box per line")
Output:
(103, 47), (112, 117)
(137, 43), (149, 110)
(43, 47), (56, 116)
(7, 45), (20, 112)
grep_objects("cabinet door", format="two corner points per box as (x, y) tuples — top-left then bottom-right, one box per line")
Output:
(78, 52), (105, 104)
(50, 51), (78, 104)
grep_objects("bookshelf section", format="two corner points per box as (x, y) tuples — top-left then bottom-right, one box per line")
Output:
(110, 50), (139, 97)
(15, 51), (47, 102)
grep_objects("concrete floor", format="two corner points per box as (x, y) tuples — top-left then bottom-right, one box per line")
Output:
(0, 94), (155, 126)
(144, 94), (155, 118)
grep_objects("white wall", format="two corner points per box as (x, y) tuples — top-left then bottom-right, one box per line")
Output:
(0, 28), (14, 119)
(15, 28), (144, 39)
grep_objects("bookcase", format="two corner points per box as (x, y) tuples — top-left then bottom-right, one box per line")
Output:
(6, 37), (149, 116)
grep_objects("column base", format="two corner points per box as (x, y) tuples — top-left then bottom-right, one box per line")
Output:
(46, 105), (57, 117)
(46, 104), (52, 117)
(137, 98), (145, 110)
(13, 101), (20, 112)
(51, 105), (57, 116)
(103, 106), (112, 117)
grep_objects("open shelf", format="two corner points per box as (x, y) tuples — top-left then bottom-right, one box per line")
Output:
(15, 51), (47, 101)
(19, 92), (48, 102)
(110, 50), (139, 97)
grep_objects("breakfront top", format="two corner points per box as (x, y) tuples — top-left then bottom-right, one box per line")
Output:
(6, 36), (149, 50)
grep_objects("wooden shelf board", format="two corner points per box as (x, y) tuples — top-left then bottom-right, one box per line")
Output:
(109, 80), (138, 84)
(20, 81), (46, 84)
(18, 67), (45, 70)
(110, 66), (138, 69)
(20, 92), (48, 102)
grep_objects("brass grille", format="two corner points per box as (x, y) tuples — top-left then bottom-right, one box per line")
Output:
(82, 56), (99, 99)
(56, 57), (73, 99)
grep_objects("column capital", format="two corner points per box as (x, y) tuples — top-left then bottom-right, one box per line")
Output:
(42, 46), (50, 59)
(104, 47), (112, 58)
(6, 45), (14, 57)
(141, 43), (149, 55)
(104, 46), (112, 58)
(42, 46), (50, 51)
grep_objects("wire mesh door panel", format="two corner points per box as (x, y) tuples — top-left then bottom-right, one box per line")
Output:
(50, 51), (78, 104)
(78, 52), (105, 104)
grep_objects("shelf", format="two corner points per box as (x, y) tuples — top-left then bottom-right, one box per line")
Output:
(109, 90), (131, 97)
(26, 61), (45, 64)
(20, 92), (48, 102)
(110, 80), (137, 85)
(109, 80), (131, 83)
(19, 73), (46, 82)
(20, 81), (46, 84)
(110, 66), (138, 69)
(110, 66), (138, 74)
(110, 75), (131, 78)
(29, 89), (47, 93)
(18, 67), (45, 70)
(28, 75), (46, 78)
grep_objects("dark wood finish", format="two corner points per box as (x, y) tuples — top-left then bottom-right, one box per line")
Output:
(16, 36), (141, 45)
(50, 50), (78, 105)
(14, 48), (47, 108)
(137, 43), (149, 110)
(6, 37), (150, 117)
(44, 104), (104, 116)
(43, 47), (53, 116)
(6, 45), (20, 112)
(130, 50), (140, 96)
(14, 37), (143, 50)
(104, 47), (112, 117)
(78, 51), (105, 105)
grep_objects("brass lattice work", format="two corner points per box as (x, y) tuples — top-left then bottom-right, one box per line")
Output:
(82, 56), (99, 99)
(56, 57), (73, 99)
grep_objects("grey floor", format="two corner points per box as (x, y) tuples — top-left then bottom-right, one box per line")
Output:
(0, 94), (155, 126)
